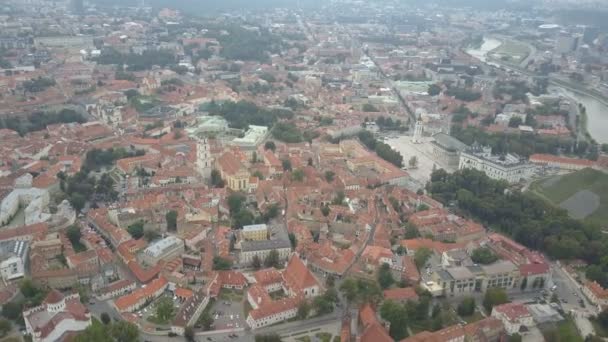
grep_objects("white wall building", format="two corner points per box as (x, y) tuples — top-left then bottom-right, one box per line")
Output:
(24, 291), (91, 342)
(141, 236), (184, 265)
(459, 145), (535, 183)
(0, 256), (25, 281)
(0, 174), (51, 226)
(491, 303), (534, 335)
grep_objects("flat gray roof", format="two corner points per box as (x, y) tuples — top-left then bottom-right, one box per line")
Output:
(241, 238), (291, 252)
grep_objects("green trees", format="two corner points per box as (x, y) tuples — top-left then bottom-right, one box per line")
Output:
(227, 193), (254, 229)
(217, 25), (282, 63)
(184, 326), (195, 342)
(445, 87), (482, 102)
(483, 287), (509, 313)
(297, 301), (310, 319)
(414, 247), (432, 270)
(251, 255), (262, 269)
(291, 169), (305, 182)
(100, 312), (111, 325)
(208, 100), (292, 130)
(282, 159), (292, 172)
(457, 297), (476, 316)
(324, 171), (335, 183)
(1, 302), (21, 320)
(127, 221), (144, 239)
(213, 257), (233, 270)
(428, 84), (441, 96)
(358, 131), (403, 167)
(165, 210), (178, 231)
(264, 141), (276, 152)
(110, 321), (139, 342)
(95, 49), (175, 71)
(428, 167), (608, 286)
(0, 319), (10, 337)
(0, 109), (85, 136)
(74, 320), (139, 342)
(273, 122), (303, 143)
(471, 247), (498, 264)
(313, 288), (338, 315)
(321, 205), (330, 217)
(66, 225), (82, 246)
(23, 76), (56, 92)
(264, 250), (280, 268)
(339, 278), (382, 306)
(289, 233), (297, 248)
(362, 103), (379, 112)
(409, 156), (418, 169)
(154, 297), (175, 323)
(380, 300), (409, 340)
(378, 263), (394, 289)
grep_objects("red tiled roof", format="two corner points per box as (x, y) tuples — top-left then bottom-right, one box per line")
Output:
(218, 270), (248, 287)
(282, 254), (319, 293)
(44, 289), (64, 304)
(114, 277), (167, 311)
(492, 303), (530, 321)
(361, 322), (392, 342)
(585, 281), (608, 300)
(253, 268), (283, 287)
(217, 152), (246, 176)
(519, 263), (549, 276)
(529, 154), (595, 167)
(383, 287), (419, 302)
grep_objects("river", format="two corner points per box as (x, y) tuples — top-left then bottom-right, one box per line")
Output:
(469, 36), (608, 144)
(551, 87), (608, 144)
(465, 38), (502, 63)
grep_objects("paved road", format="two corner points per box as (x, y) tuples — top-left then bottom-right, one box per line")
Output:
(140, 313), (341, 342)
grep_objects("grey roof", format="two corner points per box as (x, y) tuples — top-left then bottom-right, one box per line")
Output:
(467, 265), (484, 274)
(0, 240), (28, 259)
(241, 238), (291, 252)
(481, 260), (517, 275)
(435, 269), (454, 281)
(432, 133), (467, 152)
(446, 266), (475, 280)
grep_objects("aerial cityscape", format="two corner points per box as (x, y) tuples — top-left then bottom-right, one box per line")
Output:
(1, 0), (608, 341)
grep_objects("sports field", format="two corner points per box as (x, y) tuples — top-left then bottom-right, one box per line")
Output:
(530, 168), (608, 222)
(489, 40), (530, 63)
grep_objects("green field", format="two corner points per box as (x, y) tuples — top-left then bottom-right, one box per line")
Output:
(530, 168), (608, 223)
(489, 40), (530, 63)
(541, 318), (584, 342)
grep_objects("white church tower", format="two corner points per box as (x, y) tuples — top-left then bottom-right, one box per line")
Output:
(412, 119), (423, 143)
(196, 138), (213, 179)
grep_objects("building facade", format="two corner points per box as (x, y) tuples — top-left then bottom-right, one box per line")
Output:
(459, 145), (535, 183)
(242, 224), (268, 241)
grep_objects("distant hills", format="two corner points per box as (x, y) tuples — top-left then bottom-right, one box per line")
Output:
(90, 0), (323, 13)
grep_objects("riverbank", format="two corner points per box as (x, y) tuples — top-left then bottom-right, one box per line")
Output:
(468, 36), (608, 144)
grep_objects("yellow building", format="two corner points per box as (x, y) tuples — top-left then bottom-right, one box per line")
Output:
(217, 152), (250, 191)
(242, 224), (268, 241)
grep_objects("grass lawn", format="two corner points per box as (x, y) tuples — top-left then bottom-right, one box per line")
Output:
(461, 311), (485, 324)
(489, 40), (530, 63)
(295, 336), (311, 342)
(219, 289), (243, 302)
(541, 318), (584, 342)
(529, 168), (608, 223)
(315, 332), (332, 342)
(146, 314), (170, 325)
(591, 318), (608, 337)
